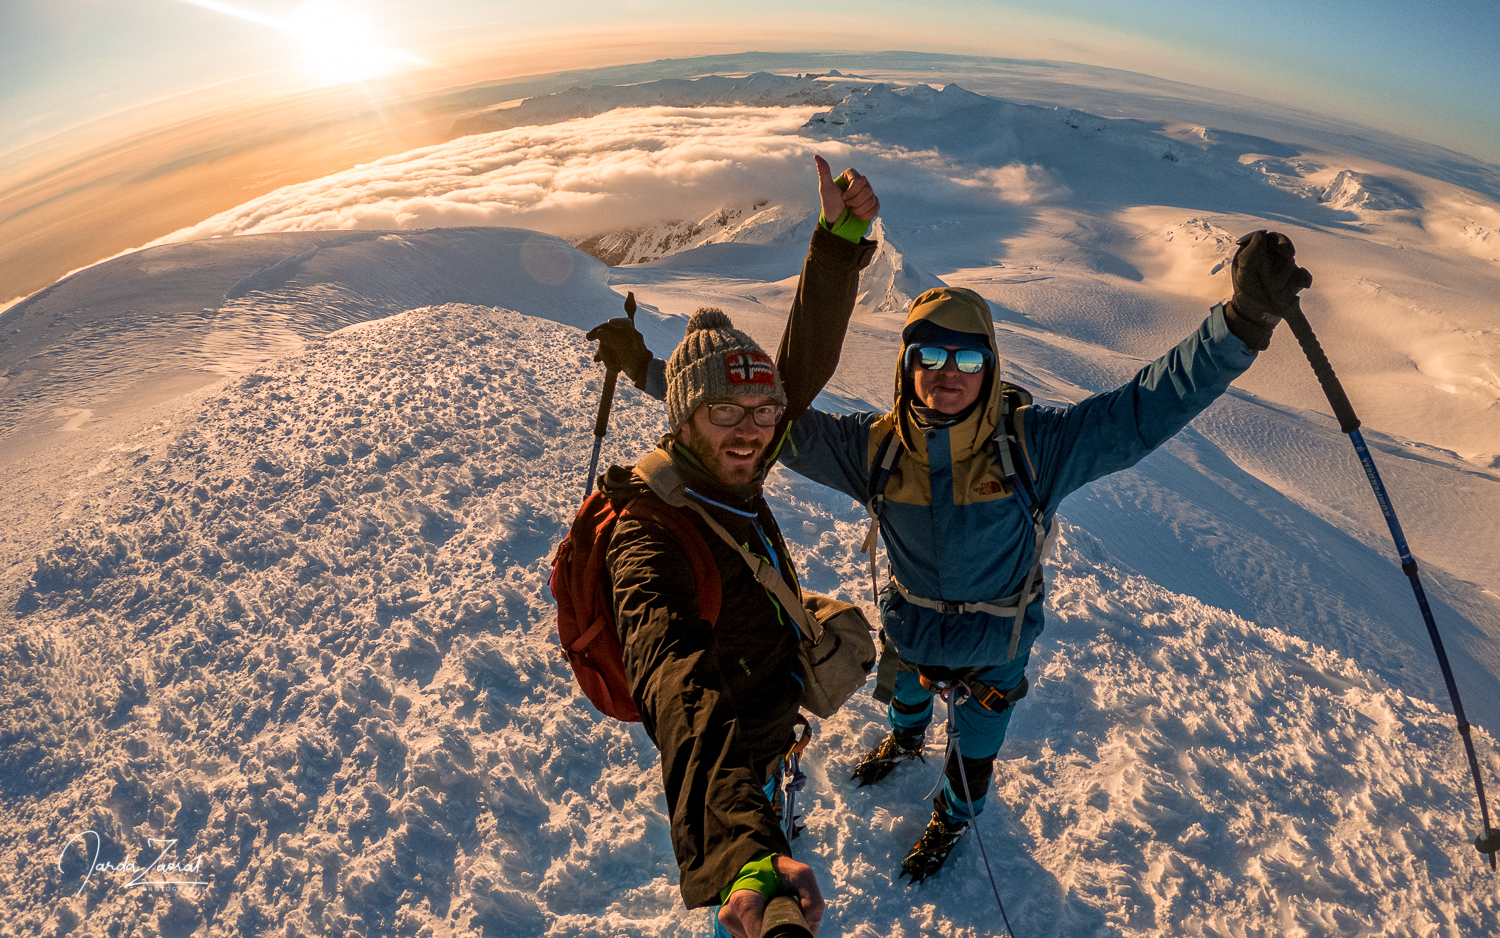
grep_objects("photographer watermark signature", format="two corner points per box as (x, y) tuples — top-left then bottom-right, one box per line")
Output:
(57, 831), (212, 896)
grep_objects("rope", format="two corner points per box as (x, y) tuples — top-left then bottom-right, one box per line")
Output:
(943, 684), (1017, 938)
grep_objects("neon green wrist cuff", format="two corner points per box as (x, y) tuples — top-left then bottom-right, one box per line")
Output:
(819, 208), (872, 243)
(719, 851), (780, 904)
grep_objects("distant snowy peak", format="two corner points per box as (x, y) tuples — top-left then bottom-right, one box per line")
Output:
(1162, 217), (1239, 276)
(854, 220), (948, 324)
(805, 82), (1187, 160)
(805, 85), (1443, 219)
(804, 81), (990, 128)
(571, 199), (812, 266)
(451, 71), (874, 137)
(1318, 169), (1420, 212)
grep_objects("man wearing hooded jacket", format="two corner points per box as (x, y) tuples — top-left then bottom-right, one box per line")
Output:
(778, 229), (1311, 879)
(597, 204), (1312, 880)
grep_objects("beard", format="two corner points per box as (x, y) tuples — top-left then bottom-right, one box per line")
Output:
(679, 421), (767, 488)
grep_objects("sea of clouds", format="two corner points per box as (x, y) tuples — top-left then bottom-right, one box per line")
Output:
(147, 105), (1068, 246)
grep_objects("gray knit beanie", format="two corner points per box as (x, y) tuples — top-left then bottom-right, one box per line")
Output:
(666, 308), (787, 429)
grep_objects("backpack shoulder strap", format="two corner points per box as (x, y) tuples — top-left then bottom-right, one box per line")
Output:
(866, 428), (902, 505)
(617, 490), (723, 627)
(859, 427), (902, 604)
(994, 384), (1043, 521)
(630, 451), (825, 650)
(634, 448), (691, 506)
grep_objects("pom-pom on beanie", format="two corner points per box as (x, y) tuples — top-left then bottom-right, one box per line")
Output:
(665, 308), (787, 430)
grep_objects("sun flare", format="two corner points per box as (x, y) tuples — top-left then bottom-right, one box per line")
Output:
(290, 1), (406, 85)
(176, 0), (421, 87)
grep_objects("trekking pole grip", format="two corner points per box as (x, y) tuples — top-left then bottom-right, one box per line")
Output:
(582, 292), (640, 495)
(591, 292), (638, 439)
(761, 895), (812, 938)
(1280, 304), (1360, 434)
(594, 369), (619, 438)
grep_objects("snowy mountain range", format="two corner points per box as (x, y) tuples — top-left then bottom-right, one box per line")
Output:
(2, 55), (1498, 935)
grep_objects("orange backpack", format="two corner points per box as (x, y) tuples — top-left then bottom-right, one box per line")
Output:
(549, 489), (721, 721)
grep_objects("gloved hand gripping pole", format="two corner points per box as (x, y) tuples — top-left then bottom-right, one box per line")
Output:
(583, 292), (637, 497)
(1281, 302), (1500, 869)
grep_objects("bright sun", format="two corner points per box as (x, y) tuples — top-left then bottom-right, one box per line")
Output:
(177, 0), (422, 87)
(289, 1), (407, 85)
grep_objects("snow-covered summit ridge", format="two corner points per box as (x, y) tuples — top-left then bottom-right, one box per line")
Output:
(0, 227), (682, 450)
(1319, 169), (1421, 211)
(801, 81), (1434, 218)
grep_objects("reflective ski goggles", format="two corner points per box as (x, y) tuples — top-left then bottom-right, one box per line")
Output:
(906, 345), (992, 374)
(706, 401), (785, 428)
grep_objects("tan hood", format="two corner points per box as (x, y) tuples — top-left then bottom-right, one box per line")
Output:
(893, 286), (1003, 460)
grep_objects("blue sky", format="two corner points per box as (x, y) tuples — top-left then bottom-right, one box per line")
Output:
(2, 0), (1498, 163)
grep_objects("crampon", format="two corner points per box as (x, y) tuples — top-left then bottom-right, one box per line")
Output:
(900, 809), (969, 884)
(850, 731), (925, 787)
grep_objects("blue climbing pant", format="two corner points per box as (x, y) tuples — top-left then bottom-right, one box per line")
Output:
(888, 655), (1029, 822)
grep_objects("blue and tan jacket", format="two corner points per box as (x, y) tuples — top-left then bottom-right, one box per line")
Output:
(779, 286), (1258, 668)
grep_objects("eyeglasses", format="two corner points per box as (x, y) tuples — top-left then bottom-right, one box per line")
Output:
(706, 402), (785, 428)
(907, 345), (991, 374)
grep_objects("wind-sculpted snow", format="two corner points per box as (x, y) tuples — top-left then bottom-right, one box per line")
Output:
(3, 304), (1496, 935)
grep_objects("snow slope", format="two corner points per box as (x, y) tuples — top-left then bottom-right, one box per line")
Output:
(4, 298), (1496, 936)
(0, 227), (681, 461)
(4, 56), (1500, 936)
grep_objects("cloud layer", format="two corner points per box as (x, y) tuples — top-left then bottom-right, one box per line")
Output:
(150, 105), (1066, 247)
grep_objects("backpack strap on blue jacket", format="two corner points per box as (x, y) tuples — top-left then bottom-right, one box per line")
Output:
(994, 385), (1043, 523)
(860, 430), (902, 603)
(991, 384), (1049, 656)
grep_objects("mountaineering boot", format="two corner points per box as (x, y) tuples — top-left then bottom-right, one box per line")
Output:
(850, 730), (924, 787)
(900, 808), (969, 884)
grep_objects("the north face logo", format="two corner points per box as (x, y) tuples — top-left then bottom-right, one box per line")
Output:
(725, 351), (775, 387)
(974, 480), (1004, 496)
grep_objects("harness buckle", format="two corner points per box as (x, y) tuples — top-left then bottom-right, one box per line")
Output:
(971, 683), (1008, 711)
(969, 676), (1030, 713)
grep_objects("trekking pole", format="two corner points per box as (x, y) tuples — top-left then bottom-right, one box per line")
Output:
(944, 685), (1017, 938)
(583, 292), (637, 497)
(1281, 303), (1500, 869)
(761, 895), (812, 938)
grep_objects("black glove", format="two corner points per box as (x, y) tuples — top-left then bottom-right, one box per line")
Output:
(585, 317), (652, 388)
(1225, 230), (1313, 350)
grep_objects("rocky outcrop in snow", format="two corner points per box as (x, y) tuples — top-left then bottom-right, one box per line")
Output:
(572, 199), (812, 266)
(852, 220), (949, 324)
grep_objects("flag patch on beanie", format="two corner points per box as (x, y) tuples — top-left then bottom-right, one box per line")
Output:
(724, 351), (775, 387)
